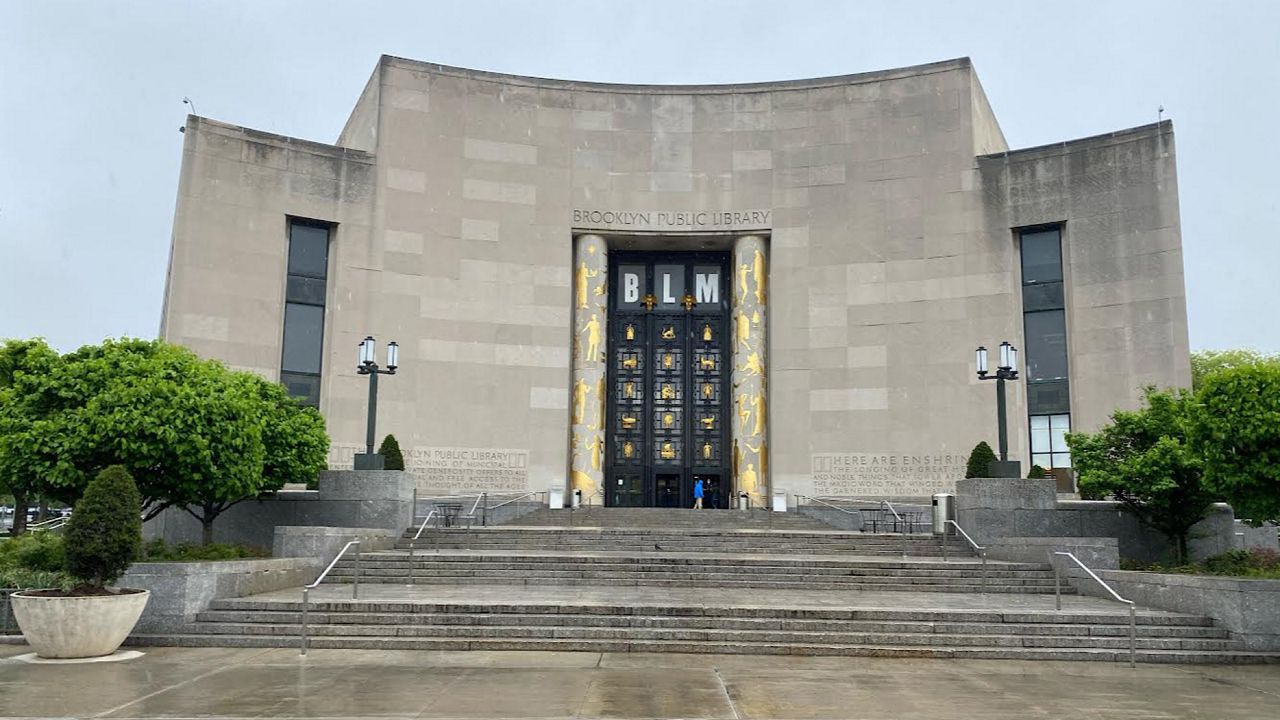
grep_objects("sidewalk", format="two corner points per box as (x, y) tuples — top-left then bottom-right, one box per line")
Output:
(1, 644), (1277, 719)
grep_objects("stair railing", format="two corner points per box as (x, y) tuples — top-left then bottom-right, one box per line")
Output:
(942, 520), (988, 593)
(1053, 551), (1136, 668)
(486, 490), (547, 525)
(300, 539), (360, 656)
(406, 510), (440, 584)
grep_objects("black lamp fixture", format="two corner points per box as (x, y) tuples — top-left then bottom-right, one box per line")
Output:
(354, 336), (398, 470)
(975, 341), (1021, 478)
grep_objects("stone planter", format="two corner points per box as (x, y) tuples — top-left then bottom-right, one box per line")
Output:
(10, 589), (150, 658)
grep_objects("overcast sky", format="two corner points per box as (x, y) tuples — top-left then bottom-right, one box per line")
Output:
(2, 1), (1278, 353)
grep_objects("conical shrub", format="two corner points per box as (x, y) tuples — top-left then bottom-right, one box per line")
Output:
(378, 434), (406, 471)
(64, 465), (142, 588)
(965, 441), (997, 478)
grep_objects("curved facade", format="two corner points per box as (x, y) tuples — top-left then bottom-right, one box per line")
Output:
(161, 55), (1190, 504)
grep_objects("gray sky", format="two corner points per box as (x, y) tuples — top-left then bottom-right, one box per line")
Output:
(2, 1), (1277, 352)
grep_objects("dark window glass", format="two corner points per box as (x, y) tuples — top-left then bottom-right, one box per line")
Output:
(1020, 229), (1062, 285)
(288, 223), (330, 278)
(1021, 281), (1064, 312)
(280, 372), (321, 407)
(281, 302), (324, 374)
(1023, 310), (1068, 381)
(1027, 379), (1071, 414)
(286, 275), (328, 306)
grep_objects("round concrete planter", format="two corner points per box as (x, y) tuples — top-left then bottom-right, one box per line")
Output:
(10, 589), (150, 659)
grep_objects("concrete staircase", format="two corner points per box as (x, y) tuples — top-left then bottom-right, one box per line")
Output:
(126, 509), (1280, 663)
(137, 594), (1272, 664)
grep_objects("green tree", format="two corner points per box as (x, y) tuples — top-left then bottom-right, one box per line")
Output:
(1191, 349), (1280, 390)
(64, 465), (142, 589)
(965, 441), (997, 478)
(0, 338), (330, 544)
(0, 338), (64, 534)
(1067, 388), (1217, 561)
(379, 434), (405, 471)
(1026, 464), (1048, 479)
(1187, 363), (1280, 523)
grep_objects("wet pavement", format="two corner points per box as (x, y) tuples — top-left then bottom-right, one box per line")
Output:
(1, 644), (1277, 719)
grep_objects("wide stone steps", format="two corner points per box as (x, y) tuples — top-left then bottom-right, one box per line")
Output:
(507, 508), (836, 531)
(132, 598), (1272, 663)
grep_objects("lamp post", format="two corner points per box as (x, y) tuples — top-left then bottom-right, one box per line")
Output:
(975, 341), (1021, 478)
(353, 336), (398, 470)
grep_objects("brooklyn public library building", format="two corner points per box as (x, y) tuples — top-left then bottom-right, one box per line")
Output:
(160, 55), (1191, 509)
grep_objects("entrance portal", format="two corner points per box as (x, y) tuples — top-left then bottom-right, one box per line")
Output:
(605, 254), (730, 508)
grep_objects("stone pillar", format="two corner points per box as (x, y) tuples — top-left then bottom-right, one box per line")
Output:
(731, 235), (767, 507)
(569, 234), (608, 498)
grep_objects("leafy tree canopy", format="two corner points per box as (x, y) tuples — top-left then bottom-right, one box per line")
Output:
(1067, 387), (1218, 561)
(1187, 362), (1280, 523)
(1191, 348), (1280, 390)
(0, 338), (330, 543)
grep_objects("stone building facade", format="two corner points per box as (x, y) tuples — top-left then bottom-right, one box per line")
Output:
(160, 55), (1190, 506)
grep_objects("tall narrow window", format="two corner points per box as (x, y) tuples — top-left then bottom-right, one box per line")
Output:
(280, 219), (331, 406)
(1019, 226), (1071, 469)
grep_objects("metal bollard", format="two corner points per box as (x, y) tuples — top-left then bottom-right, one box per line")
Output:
(300, 586), (310, 656)
(1054, 561), (1061, 611)
(353, 542), (361, 600)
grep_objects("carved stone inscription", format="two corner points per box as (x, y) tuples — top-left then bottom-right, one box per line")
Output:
(812, 453), (965, 496)
(573, 209), (771, 232)
(411, 447), (530, 491)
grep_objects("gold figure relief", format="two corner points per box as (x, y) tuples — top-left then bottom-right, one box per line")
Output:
(736, 312), (750, 350)
(703, 324), (713, 341)
(736, 393), (751, 433)
(622, 356), (638, 370)
(702, 382), (715, 399)
(702, 442), (713, 460)
(621, 415), (638, 430)
(751, 310), (761, 327)
(582, 313), (601, 361)
(699, 356), (716, 370)
(737, 263), (749, 302)
(663, 412), (675, 427)
(661, 325), (676, 340)
(752, 248), (766, 305)
(700, 416), (715, 429)
(572, 378), (590, 425)
(575, 261), (599, 310)
(660, 384), (675, 400)
(590, 435), (603, 471)
(740, 462), (758, 494)
(625, 324), (635, 341)
(660, 442), (676, 460)
(641, 293), (657, 311)
(623, 441), (634, 458)
(663, 353), (674, 369)
(682, 293), (696, 311)
(738, 352), (763, 376)
(624, 381), (635, 399)
(750, 393), (766, 437)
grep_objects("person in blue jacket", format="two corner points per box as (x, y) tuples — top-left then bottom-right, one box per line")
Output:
(693, 478), (704, 509)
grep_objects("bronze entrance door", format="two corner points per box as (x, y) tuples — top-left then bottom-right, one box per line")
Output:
(605, 253), (730, 508)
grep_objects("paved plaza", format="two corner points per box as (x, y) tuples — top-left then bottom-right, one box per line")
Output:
(1, 643), (1277, 719)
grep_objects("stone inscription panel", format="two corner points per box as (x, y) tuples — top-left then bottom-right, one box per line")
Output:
(327, 444), (529, 491)
(409, 447), (529, 491)
(812, 453), (965, 497)
(573, 208), (771, 232)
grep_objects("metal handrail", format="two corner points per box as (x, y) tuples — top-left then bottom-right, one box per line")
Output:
(796, 495), (907, 557)
(406, 510), (440, 585)
(1053, 551), (1136, 668)
(487, 490), (545, 511)
(942, 520), (988, 593)
(300, 540), (360, 656)
(28, 516), (68, 533)
(794, 494), (858, 515)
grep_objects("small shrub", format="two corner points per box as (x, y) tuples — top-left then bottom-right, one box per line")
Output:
(139, 539), (269, 562)
(0, 532), (65, 572)
(0, 566), (74, 591)
(379, 434), (405, 471)
(965, 442), (997, 478)
(63, 465), (143, 588)
(1027, 464), (1048, 479)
